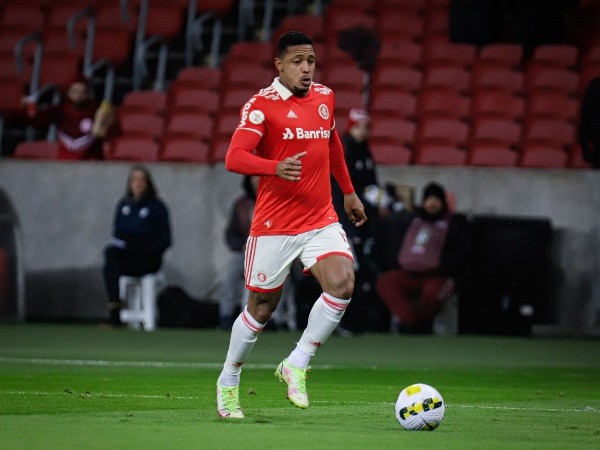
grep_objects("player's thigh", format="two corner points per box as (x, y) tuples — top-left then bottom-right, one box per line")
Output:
(244, 234), (301, 292)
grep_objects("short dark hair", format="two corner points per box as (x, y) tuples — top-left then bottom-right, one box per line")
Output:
(277, 31), (313, 57)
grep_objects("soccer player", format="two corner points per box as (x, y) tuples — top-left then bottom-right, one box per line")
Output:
(216, 31), (367, 419)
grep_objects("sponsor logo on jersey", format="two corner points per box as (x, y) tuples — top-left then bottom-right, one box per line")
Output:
(318, 104), (329, 120)
(287, 110), (297, 118)
(238, 97), (257, 127)
(282, 127), (331, 140)
(313, 85), (332, 95)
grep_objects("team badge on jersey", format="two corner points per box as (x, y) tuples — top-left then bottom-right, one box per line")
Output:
(249, 110), (265, 125)
(318, 104), (329, 120)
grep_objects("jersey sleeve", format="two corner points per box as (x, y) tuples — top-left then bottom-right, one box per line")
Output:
(329, 128), (355, 195)
(225, 129), (279, 175)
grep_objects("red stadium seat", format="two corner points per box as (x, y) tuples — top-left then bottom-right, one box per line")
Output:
(417, 88), (470, 120)
(172, 66), (221, 91)
(471, 89), (525, 122)
(579, 61), (600, 96)
(322, 65), (366, 91)
(144, 2), (186, 41)
(324, 10), (376, 37)
(376, 12), (424, 41)
(567, 143), (593, 169)
(417, 118), (469, 148)
(220, 87), (259, 112)
(372, 65), (422, 93)
(118, 111), (165, 140)
(422, 64), (470, 93)
(95, 1), (139, 33)
(160, 136), (210, 163)
(108, 136), (160, 161)
(92, 28), (132, 67)
(423, 41), (476, 68)
(168, 88), (219, 115)
(12, 140), (59, 159)
(378, 0), (425, 14)
(42, 27), (85, 58)
(0, 4), (44, 32)
(121, 90), (167, 115)
(414, 142), (466, 166)
(225, 41), (273, 67)
(525, 92), (579, 123)
(525, 66), (579, 96)
(470, 118), (522, 148)
(210, 137), (231, 162)
(522, 118), (576, 150)
(370, 117), (416, 147)
(213, 111), (241, 143)
(370, 89), (417, 119)
(333, 89), (365, 116)
(478, 43), (524, 69)
(38, 53), (80, 90)
(519, 141), (568, 168)
(165, 113), (213, 141)
(0, 77), (26, 112)
(222, 64), (274, 89)
(274, 14), (325, 43)
(531, 44), (579, 69)
(467, 141), (518, 167)
(377, 38), (422, 68)
(370, 143), (412, 165)
(471, 64), (524, 95)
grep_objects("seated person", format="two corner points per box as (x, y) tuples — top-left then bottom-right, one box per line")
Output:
(375, 182), (470, 332)
(103, 166), (171, 326)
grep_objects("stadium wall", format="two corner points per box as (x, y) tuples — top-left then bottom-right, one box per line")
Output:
(0, 160), (598, 329)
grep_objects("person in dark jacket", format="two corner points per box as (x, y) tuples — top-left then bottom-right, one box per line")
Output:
(103, 166), (171, 325)
(375, 182), (470, 332)
(218, 175), (258, 329)
(578, 76), (600, 168)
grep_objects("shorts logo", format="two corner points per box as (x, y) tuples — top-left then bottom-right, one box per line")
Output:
(318, 104), (329, 120)
(257, 273), (267, 282)
(249, 110), (265, 124)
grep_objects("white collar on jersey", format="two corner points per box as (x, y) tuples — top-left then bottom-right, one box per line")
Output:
(272, 77), (312, 100)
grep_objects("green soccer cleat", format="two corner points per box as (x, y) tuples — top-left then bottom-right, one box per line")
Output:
(275, 359), (310, 409)
(216, 382), (244, 419)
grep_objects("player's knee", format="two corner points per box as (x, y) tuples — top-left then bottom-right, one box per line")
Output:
(325, 271), (355, 299)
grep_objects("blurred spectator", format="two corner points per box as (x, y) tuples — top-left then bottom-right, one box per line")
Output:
(218, 175), (296, 330)
(375, 182), (470, 333)
(578, 76), (600, 168)
(218, 175), (258, 329)
(19, 77), (115, 160)
(103, 166), (171, 326)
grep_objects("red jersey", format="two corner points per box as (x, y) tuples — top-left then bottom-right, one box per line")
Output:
(226, 78), (353, 237)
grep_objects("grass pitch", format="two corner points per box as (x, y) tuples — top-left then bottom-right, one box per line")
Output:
(0, 324), (599, 449)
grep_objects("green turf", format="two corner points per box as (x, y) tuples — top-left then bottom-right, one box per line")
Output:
(0, 324), (599, 449)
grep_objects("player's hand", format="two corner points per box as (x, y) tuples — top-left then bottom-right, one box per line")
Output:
(344, 192), (367, 227)
(276, 151), (306, 181)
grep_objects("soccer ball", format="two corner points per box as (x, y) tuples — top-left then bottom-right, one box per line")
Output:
(395, 383), (445, 430)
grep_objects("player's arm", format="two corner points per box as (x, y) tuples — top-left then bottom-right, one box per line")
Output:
(329, 129), (367, 226)
(225, 129), (306, 181)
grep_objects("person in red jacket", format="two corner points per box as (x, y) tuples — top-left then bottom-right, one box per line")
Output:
(23, 77), (115, 160)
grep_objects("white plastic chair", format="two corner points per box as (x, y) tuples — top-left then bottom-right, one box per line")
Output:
(119, 272), (166, 331)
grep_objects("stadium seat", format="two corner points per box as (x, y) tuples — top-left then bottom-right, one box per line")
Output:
(121, 90), (167, 115)
(222, 64), (274, 89)
(531, 44), (578, 69)
(95, 1), (139, 33)
(471, 89), (525, 122)
(424, 5), (449, 38)
(119, 272), (166, 331)
(168, 88), (219, 115)
(466, 141), (518, 167)
(471, 64), (524, 95)
(417, 118), (469, 148)
(522, 118), (576, 149)
(470, 118), (522, 148)
(160, 136), (210, 163)
(579, 61), (600, 96)
(414, 142), (467, 166)
(92, 28), (132, 68)
(274, 14), (325, 43)
(525, 66), (580, 96)
(422, 65), (470, 93)
(369, 143), (412, 165)
(225, 41), (273, 67)
(377, 0), (425, 14)
(372, 65), (422, 93)
(370, 89), (417, 119)
(332, 89), (365, 116)
(0, 4), (44, 32)
(376, 12), (424, 42)
(525, 92), (579, 123)
(107, 136), (160, 161)
(212, 111), (241, 143)
(567, 143), (593, 169)
(377, 39), (422, 71)
(370, 117), (416, 147)
(324, 10), (376, 39)
(0, 77), (27, 112)
(144, 2), (186, 41)
(165, 113), (213, 141)
(42, 28), (85, 59)
(417, 88), (470, 121)
(478, 43), (524, 69)
(118, 111), (165, 140)
(38, 53), (81, 90)
(519, 141), (568, 168)
(322, 65), (366, 91)
(12, 140), (59, 159)
(220, 87), (259, 113)
(172, 66), (221, 91)
(210, 137), (231, 162)
(423, 41), (476, 68)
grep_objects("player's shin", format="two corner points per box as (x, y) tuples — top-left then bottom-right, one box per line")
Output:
(218, 306), (265, 386)
(289, 293), (350, 367)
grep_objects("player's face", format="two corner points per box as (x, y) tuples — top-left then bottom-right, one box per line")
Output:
(275, 44), (315, 97)
(129, 170), (148, 200)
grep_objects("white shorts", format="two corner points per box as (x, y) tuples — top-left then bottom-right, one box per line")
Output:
(244, 222), (353, 292)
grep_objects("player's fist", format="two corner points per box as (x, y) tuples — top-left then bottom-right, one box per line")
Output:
(276, 151), (306, 181)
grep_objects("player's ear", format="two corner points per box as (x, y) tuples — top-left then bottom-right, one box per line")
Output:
(274, 57), (283, 72)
